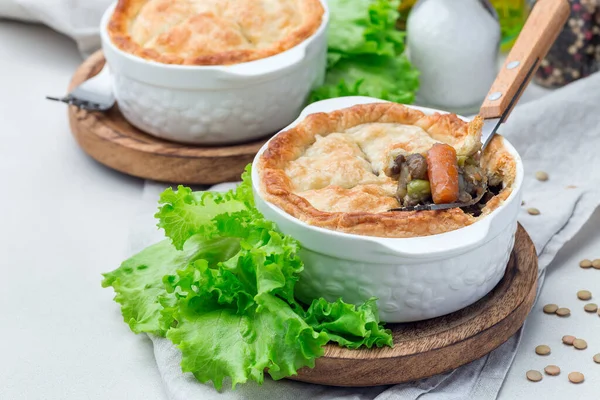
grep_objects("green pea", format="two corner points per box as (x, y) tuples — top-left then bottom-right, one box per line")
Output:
(457, 156), (467, 167)
(407, 179), (431, 198)
(466, 156), (479, 166)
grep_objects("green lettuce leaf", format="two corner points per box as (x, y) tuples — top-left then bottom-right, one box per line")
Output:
(310, 54), (419, 104)
(303, 297), (393, 349)
(326, 0), (404, 61)
(156, 166), (255, 250)
(155, 187), (246, 251)
(101, 236), (240, 335)
(311, 0), (419, 103)
(102, 165), (393, 389)
(167, 292), (329, 390)
(159, 213), (323, 389)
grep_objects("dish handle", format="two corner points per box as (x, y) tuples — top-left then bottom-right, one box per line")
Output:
(215, 45), (309, 81)
(370, 218), (493, 259)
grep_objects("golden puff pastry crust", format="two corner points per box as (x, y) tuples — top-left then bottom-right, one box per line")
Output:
(108, 0), (325, 65)
(258, 103), (517, 238)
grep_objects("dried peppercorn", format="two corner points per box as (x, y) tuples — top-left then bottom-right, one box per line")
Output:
(533, 0), (600, 88)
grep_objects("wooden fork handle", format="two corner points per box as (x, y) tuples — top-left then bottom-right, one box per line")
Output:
(479, 0), (570, 120)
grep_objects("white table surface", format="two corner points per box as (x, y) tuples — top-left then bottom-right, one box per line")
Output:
(1, 20), (599, 400)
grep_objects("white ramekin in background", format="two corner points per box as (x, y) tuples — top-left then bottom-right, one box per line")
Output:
(252, 97), (524, 323)
(99, 2), (329, 145)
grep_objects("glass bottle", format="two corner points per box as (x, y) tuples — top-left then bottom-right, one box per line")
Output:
(396, 0), (419, 31)
(489, 0), (530, 51)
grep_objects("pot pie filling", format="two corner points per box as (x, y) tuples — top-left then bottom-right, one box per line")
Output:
(108, 0), (325, 65)
(258, 103), (517, 238)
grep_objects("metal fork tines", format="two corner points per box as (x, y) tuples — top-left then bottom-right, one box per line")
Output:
(389, 202), (462, 212)
(46, 64), (115, 111)
(389, 201), (473, 212)
(45, 94), (108, 111)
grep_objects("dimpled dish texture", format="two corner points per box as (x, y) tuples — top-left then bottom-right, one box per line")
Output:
(252, 97), (524, 322)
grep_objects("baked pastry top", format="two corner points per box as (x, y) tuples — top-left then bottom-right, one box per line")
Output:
(108, 0), (325, 65)
(258, 103), (517, 238)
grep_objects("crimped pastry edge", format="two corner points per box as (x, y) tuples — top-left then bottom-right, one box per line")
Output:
(107, 0), (325, 66)
(257, 103), (516, 238)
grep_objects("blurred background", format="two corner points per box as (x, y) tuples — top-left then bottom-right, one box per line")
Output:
(2, 0), (599, 114)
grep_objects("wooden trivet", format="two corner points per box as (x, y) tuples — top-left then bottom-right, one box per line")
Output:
(67, 51), (269, 185)
(292, 224), (538, 386)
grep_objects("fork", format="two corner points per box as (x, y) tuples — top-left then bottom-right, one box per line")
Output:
(389, 185), (488, 212)
(46, 63), (115, 111)
(390, 0), (569, 212)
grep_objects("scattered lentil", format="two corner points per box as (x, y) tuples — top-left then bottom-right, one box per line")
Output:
(545, 365), (560, 376)
(568, 372), (584, 384)
(535, 171), (549, 181)
(573, 339), (588, 350)
(593, 259), (600, 269)
(593, 354), (600, 364)
(584, 303), (598, 313)
(577, 290), (592, 300)
(562, 335), (577, 346)
(526, 370), (543, 382)
(527, 208), (540, 216)
(536, 345), (551, 355)
(579, 259), (592, 268)
(562, 335), (576, 345)
(543, 304), (559, 314)
(556, 307), (571, 317)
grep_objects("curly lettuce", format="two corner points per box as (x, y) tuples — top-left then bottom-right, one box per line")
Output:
(102, 166), (392, 390)
(311, 0), (419, 103)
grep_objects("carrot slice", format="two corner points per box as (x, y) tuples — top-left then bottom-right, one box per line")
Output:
(426, 143), (459, 204)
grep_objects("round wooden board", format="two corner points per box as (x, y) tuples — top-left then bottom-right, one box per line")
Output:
(292, 224), (538, 387)
(67, 51), (269, 185)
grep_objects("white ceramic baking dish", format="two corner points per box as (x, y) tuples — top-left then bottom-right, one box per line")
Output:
(252, 96), (524, 323)
(99, 2), (329, 145)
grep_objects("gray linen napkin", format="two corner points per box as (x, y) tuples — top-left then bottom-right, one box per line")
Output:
(127, 73), (600, 400)
(0, 0), (112, 56)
